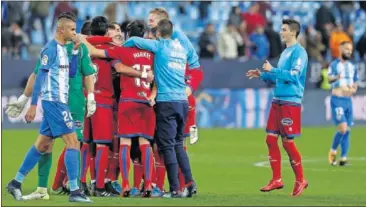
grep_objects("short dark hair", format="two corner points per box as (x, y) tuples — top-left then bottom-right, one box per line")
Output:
(57, 12), (76, 22)
(121, 20), (131, 33)
(81, 21), (91, 35)
(157, 19), (173, 38)
(90, 16), (109, 36)
(150, 27), (158, 38)
(282, 18), (301, 38)
(125, 20), (146, 38)
(340, 41), (352, 46)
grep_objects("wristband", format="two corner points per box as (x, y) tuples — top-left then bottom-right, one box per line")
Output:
(19, 94), (29, 102)
(87, 93), (95, 100)
(72, 49), (79, 55)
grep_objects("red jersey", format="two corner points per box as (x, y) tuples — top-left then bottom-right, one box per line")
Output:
(91, 44), (114, 105)
(106, 46), (154, 103)
(184, 64), (203, 91)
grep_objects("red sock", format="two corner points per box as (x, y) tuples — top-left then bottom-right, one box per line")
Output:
(140, 144), (154, 190)
(266, 135), (282, 181)
(52, 147), (67, 190)
(154, 148), (166, 190)
(89, 155), (96, 181)
(119, 144), (131, 189)
(283, 140), (304, 182)
(107, 151), (119, 181)
(133, 160), (143, 188)
(95, 145), (109, 189)
(80, 143), (89, 183)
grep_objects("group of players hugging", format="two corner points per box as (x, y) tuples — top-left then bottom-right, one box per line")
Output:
(5, 8), (203, 203)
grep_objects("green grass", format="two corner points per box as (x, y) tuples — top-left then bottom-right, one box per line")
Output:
(2, 127), (366, 206)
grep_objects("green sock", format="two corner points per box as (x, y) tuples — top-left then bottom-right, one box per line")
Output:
(38, 153), (52, 188)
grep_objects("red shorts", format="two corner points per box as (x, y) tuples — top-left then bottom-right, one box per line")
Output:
(83, 104), (114, 143)
(118, 101), (156, 140)
(184, 95), (196, 136)
(266, 100), (302, 138)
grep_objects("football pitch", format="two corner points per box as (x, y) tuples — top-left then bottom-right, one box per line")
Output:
(2, 127), (366, 206)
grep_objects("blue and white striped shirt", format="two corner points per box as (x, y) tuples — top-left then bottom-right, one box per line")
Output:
(39, 39), (70, 104)
(328, 59), (359, 89)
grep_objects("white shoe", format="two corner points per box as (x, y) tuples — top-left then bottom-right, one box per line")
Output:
(189, 125), (198, 145)
(22, 187), (50, 200)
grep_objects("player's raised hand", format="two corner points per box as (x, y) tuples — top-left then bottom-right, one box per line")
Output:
(5, 94), (29, 118)
(146, 71), (154, 83)
(86, 93), (96, 118)
(25, 105), (37, 123)
(263, 60), (273, 72)
(72, 36), (82, 50)
(246, 69), (261, 79)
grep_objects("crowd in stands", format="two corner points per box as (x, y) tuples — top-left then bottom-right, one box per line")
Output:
(2, 1), (366, 63)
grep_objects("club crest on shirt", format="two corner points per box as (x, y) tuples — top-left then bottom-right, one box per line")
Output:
(41, 55), (48, 65)
(66, 121), (73, 129)
(281, 118), (293, 126)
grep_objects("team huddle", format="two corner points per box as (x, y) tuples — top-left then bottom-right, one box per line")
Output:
(5, 6), (359, 204)
(5, 8), (203, 203)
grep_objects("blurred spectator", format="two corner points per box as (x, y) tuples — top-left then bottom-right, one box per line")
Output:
(257, 1), (272, 22)
(26, 1), (51, 45)
(249, 26), (269, 60)
(360, 1), (366, 12)
(238, 21), (250, 59)
(198, 23), (217, 58)
(7, 21), (29, 59)
(52, 2), (74, 30)
(228, 6), (242, 29)
(218, 23), (243, 60)
(336, 1), (354, 30)
(199, 1), (211, 19)
(315, 2), (336, 57)
(356, 31), (366, 59)
(264, 21), (282, 58)
(3, 2), (24, 27)
(103, 2), (128, 23)
(305, 26), (326, 62)
(242, 3), (266, 34)
(329, 23), (352, 59)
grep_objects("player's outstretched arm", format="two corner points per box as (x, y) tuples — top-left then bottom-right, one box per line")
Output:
(260, 71), (276, 85)
(112, 61), (154, 82)
(268, 49), (307, 83)
(123, 37), (159, 53)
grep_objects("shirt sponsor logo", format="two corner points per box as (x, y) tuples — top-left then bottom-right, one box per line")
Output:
(74, 120), (82, 129)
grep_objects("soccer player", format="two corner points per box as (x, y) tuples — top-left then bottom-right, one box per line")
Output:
(147, 7), (203, 195)
(15, 20), (96, 201)
(147, 8), (203, 145)
(327, 41), (358, 166)
(82, 20), (156, 197)
(123, 19), (197, 198)
(246, 19), (308, 196)
(6, 12), (92, 203)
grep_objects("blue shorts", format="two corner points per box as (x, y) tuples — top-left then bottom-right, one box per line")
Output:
(155, 101), (188, 150)
(40, 100), (75, 138)
(330, 96), (354, 126)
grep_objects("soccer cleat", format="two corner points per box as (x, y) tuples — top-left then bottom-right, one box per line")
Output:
(22, 187), (49, 200)
(291, 180), (308, 196)
(142, 188), (152, 198)
(163, 191), (183, 198)
(69, 191), (93, 203)
(6, 180), (23, 201)
(51, 186), (70, 195)
(189, 125), (199, 144)
(122, 184), (131, 197)
(80, 182), (91, 196)
(183, 181), (197, 197)
(328, 151), (337, 166)
(94, 188), (115, 197)
(339, 159), (348, 166)
(105, 181), (120, 196)
(260, 179), (284, 192)
(111, 181), (122, 194)
(151, 186), (164, 197)
(130, 187), (142, 197)
(90, 181), (97, 196)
